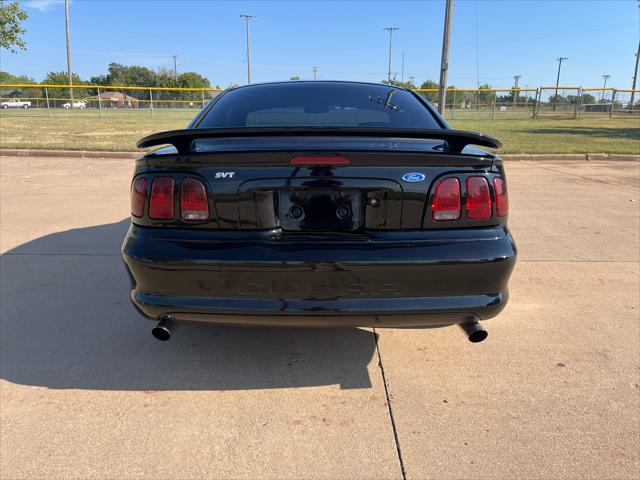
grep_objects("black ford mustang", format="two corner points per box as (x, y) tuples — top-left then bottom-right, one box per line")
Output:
(122, 81), (516, 342)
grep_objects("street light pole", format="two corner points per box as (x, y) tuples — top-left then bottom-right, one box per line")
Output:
(383, 27), (399, 83)
(553, 57), (568, 112)
(601, 74), (610, 101)
(240, 14), (255, 84)
(64, 0), (73, 106)
(172, 55), (179, 81)
(437, 0), (454, 115)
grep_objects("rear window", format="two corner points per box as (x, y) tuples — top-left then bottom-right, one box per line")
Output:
(196, 82), (441, 129)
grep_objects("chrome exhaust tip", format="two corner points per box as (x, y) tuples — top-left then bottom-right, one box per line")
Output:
(152, 315), (176, 341)
(458, 320), (488, 343)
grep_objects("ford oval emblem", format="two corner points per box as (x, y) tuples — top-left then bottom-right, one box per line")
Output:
(402, 172), (426, 183)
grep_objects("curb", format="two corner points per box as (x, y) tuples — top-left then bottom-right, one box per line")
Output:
(0, 149), (140, 159)
(501, 153), (640, 162)
(1, 149), (638, 162)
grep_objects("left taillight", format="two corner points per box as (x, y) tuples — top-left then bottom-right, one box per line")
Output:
(149, 177), (175, 219)
(466, 177), (492, 220)
(180, 177), (209, 221)
(130, 177), (148, 218)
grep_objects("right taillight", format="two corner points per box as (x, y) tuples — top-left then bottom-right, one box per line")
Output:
(130, 177), (148, 218)
(432, 177), (461, 221)
(466, 177), (492, 220)
(149, 177), (175, 219)
(493, 177), (508, 217)
(180, 177), (209, 221)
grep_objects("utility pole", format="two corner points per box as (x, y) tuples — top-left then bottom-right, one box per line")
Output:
(401, 51), (405, 83)
(553, 57), (568, 112)
(64, 0), (73, 106)
(513, 74), (521, 110)
(383, 27), (399, 83)
(409, 75), (415, 87)
(312, 66), (318, 80)
(240, 14), (255, 84)
(630, 40), (639, 110)
(172, 55), (179, 81)
(437, 0), (454, 114)
(601, 74), (610, 101)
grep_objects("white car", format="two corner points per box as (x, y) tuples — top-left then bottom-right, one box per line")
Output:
(62, 100), (86, 109)
(1, 98), (31, 109)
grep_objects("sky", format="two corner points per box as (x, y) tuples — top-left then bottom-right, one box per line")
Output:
(2, 0), (639, 90)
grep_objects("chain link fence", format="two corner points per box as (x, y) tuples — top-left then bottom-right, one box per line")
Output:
(1, 83), (638, 120)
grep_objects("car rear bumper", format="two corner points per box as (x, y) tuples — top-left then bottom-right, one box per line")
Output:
(122, 224), (517, 327)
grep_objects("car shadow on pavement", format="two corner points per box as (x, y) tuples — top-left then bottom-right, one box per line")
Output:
(0, 220), (376, 391)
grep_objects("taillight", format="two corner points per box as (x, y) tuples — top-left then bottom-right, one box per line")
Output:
(493, 177), (508, 217)
(181, 177), (209, 221)
(466, 177), (492, 220)
(149, 177), (175, 219)
(130, 177), (147, 218)
(432, 177), (461, 221)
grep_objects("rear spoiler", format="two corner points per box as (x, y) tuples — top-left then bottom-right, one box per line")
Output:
(137, 127), (502, 154)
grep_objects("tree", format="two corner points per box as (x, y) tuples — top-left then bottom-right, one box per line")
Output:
(0, 70), (35, 84)
(0, 70), (39, 98)
(0, 1), (28, 53)
(381, 79), (416, 89)
(290, 76), (301, 80)
(42, 71), (87, 99)
(418, 80), (438, 103)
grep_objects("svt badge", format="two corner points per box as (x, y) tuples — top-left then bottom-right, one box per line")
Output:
(401, 172), (426, 183)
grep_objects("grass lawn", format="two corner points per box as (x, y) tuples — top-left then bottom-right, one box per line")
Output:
(1, 109), (638, 154)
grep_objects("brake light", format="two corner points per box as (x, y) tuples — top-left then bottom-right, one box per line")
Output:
(432, 177), (461, 221)
(130, 177), (148, 218)
(290, 156), (350, 165)
(493, 177), (508, 217)
(181, 177), (209, 221)
(466, 177), (492, 220)
(149, 177), (175, 219)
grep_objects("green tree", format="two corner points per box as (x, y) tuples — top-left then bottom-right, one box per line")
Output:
(0, 70), (35, 84)
(417, 80), (438, 103)
(290, 76), (301, 80)
(0, 1), (28, 53)
(0, 70), (39, 98)
(42, 71), (87, 99)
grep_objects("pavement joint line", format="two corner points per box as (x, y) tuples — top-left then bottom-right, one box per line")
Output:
(372, 326), (407, 480)
(522, 161), (640, 191)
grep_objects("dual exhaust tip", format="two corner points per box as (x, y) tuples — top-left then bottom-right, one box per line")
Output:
(151, 315), (487, 343)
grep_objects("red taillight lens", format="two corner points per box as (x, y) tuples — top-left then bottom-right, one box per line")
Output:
(466, 177), (492, 220)
(181, 177), (209, 221)
(149, 177), (175, 219)
(432, 177), (461, 221)
(130, 177), (148, 218)
(493, 177), (508, 217)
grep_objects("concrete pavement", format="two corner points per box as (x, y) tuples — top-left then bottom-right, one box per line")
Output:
(1, 156), (638, 479)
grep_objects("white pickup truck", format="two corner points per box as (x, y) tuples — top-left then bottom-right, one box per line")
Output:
(1, 98), (31, 109)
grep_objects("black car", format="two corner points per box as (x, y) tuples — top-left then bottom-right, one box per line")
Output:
(122, 81), (516, 342)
